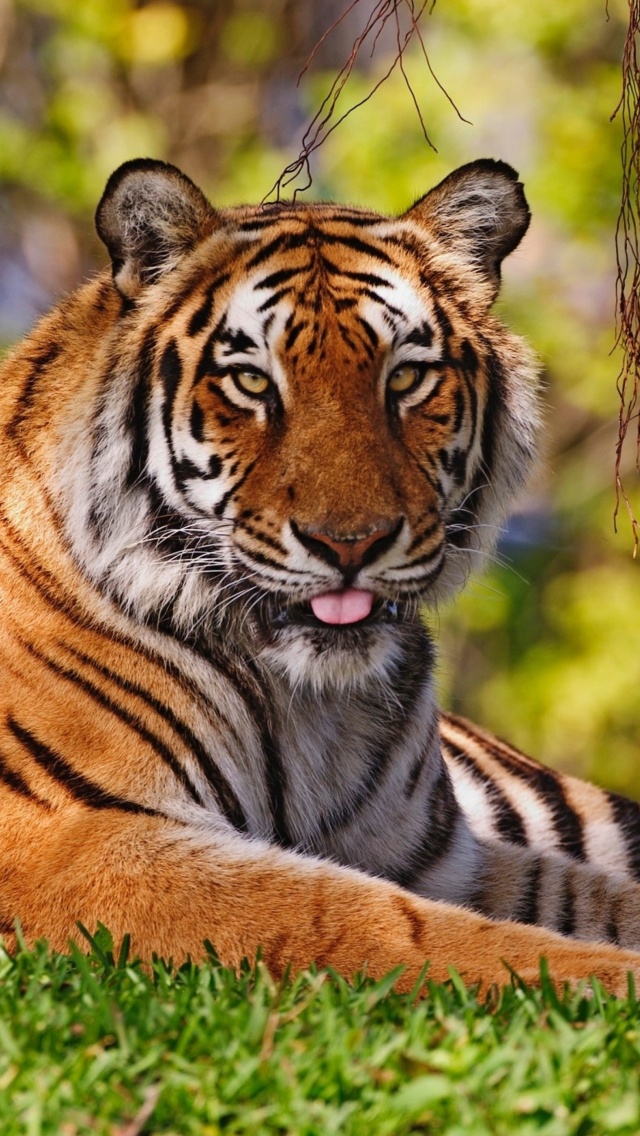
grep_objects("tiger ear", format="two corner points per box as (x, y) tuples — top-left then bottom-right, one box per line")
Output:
(403, 159), (530, 303)
(96, 159), (217, 300)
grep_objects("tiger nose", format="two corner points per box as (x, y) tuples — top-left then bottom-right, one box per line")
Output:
(291, 519), (403, 573)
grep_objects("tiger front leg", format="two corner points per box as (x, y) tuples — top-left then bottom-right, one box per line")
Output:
(1, 808), (640, 997)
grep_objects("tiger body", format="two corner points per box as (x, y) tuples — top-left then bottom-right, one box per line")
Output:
(1, 157), (640, 991)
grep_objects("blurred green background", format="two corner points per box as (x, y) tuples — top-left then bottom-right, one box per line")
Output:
(0, 0), (638, 793)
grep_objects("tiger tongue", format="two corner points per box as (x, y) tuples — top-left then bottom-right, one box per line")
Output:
(310, 588), (374, 625)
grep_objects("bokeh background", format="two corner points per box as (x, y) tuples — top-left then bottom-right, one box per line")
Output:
(1, 0), (638, 793)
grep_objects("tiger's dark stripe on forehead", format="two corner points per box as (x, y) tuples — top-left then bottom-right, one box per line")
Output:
(257, 289), (294, 314)
(255, 266), (306, 291)
(307, 231), (396, 264)
(236, 206), (382, 233)
(402, 322), (434, 349)
(245, 231), (312, 268)
(187, 273), (232, 338)
(218, 327), (260, 356)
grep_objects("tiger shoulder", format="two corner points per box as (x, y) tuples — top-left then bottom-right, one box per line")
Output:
(0, 155), (638, 994)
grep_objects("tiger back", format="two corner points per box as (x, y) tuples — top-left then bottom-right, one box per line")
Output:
(1, 156), (640, 993)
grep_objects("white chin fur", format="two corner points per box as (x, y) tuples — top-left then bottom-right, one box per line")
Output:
(256, 623), (407, 691)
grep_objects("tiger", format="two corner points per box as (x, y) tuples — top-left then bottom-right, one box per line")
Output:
(1, 155), (640, 995)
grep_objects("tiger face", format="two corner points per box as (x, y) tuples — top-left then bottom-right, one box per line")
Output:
(69, 159), (539, 687)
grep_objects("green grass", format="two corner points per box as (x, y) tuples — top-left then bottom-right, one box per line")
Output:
(2, 931), (640, 1135)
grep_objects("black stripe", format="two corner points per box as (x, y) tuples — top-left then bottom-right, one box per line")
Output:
(160, 339), (183, 449)
(18, 639), (205, 807)
(558, 871), (576, 938)
(463, 728), (588, 862)
(414, 373), (446, 408)
(174, 454), (222, 490)
(190, 400), (205, 442)
(439, 446), (468, 489)
(390, 761), (459, 890)
(236, 544), (308, 576)
(204, 378), (253, 417)
(403, 543), (443, 570)
(405, 716), (439, 798)
(516, 857), (542, 925)
(320, 637), (434, 835)
(245, 231), (310, 268)
(314, 231), (394, 263)
(220, 327), (259, 355)
(494, 750), (586, 860)
(442, 740), (528, 846)
(213, 459), (257, 518)
(0, 509), (269, 749)
(236, 521), (286, 557)
(403, 322), (434, 349)
(606, 895), (621, 945)
(261, 725), (290, 847)
(187, 274), (232, 337)
(254, 266), (306, 290)
(237, 218), (289, 233)
(284, 320), (305, 351)
(452, 385), (465, 433)
(7, 717), (162, 817)
(337, 323), (358, 352)
(257, 288), (294, 313)
(468, 352), (501, 524)
(461, 367), (478, 443)
(61, 643), (248, 832)
(322, 261), (390, 288)
(0, 517), (85, 626)
(7, 341), (62, 444)
(124, 324), (157, 487)
(460, 338), (479, 377)
(406, 516), (439, 556)
(0, 747), (50, 808)
(431, 297), (453, 339)
(358, 287), (390, 310)
(607, 791), (640, 880)
(319, 211), (381, 226)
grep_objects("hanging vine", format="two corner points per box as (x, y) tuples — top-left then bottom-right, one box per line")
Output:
(265, 0), (467, 201)
(613, 0), (640, 550)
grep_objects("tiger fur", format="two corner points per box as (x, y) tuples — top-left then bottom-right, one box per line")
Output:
(0, 156), (639, 993)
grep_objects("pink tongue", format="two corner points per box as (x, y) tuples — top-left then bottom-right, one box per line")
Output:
(310, 588), (374, 625)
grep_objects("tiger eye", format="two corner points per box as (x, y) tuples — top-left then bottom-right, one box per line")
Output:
(234, 370), (271, 396)
(388, 364), (421, 394)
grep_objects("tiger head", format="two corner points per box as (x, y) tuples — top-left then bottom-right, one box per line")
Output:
(66, 159), (539, 687)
